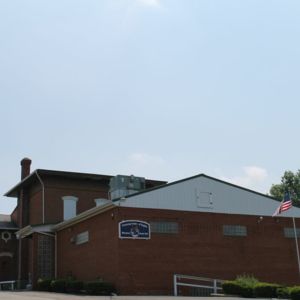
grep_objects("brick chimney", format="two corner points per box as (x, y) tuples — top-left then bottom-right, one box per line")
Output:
(20, 157), (32, 180)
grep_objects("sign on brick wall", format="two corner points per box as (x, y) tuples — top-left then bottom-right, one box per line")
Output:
(119, 220), (150, 239)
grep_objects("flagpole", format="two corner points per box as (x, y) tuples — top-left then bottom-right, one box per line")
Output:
(292, 216), (300, 277)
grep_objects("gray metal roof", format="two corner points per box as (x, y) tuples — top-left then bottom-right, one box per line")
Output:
(0, 214), (10, 222)
(116, 174), (300, 218)
(0, 214), (18, 230)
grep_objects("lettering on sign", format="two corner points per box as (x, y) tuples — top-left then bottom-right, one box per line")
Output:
(119, 220), (151, 239)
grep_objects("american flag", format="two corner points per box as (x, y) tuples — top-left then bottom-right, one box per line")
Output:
(272, 192), (293, 217)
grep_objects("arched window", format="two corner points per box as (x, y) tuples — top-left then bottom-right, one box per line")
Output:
(62, 196), (78, 221)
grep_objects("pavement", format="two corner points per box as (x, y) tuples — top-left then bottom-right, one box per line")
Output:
(0, 292), (244, 300)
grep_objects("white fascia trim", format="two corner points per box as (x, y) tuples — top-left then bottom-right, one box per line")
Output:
(54, 202), (116, 232)
(15, 225), (32, 239)
(15, 224), (55, 239)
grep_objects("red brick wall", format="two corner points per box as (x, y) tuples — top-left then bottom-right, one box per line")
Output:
(117, 208), (300, 294)
(24, 176), (110, 225)
(11, 207), (18, 226)
(10, 173), (165, 286)
(56, 207), (300, 295)
(29, 189), (43, 225)
(43, 176), (110, 224)
(57, 209), (118, 283)
(24, 175), (165, 227)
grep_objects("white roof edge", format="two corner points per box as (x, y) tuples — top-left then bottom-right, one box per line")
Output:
(16, 224), (55, 239)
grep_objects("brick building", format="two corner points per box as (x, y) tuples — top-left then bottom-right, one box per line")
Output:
(0, 214), (18, 282)
(2, 158), (164, 288)
(2, 158), (300, 294)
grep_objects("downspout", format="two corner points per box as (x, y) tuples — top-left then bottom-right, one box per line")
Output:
(35, 171), (45, 224)
(17, 235), (22, 288)
(55, 232), (57, 279)
(17, 189), (24, 289)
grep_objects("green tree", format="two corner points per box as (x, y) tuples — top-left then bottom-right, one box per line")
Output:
(270, 170), (300, 207)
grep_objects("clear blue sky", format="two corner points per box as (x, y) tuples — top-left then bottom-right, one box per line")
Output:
(1, 0), (300, 214)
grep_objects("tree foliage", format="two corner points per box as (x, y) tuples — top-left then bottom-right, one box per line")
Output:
(270, 170), (300, 207)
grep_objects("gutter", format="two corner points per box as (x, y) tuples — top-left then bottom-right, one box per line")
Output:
(15, 224), (55, 239)
(35, 171), (45, 224)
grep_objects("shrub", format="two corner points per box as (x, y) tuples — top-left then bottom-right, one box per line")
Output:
(222, 281), (243, 296)
(36, 278), (52, 291)
(254, 283), (281, 298)
(239, 285), (255, 298)
(222, 281), (254, 297)
(222, 275), (258, 298)
(277, 287), (292, 299)
(85, 281), (116, 295)
(235, 274), (259, 287)
(290, 287), (300, 300)
(65, 280), (84, 294)
(51, 279), (67, 293)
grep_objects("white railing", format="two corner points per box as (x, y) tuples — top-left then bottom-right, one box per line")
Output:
(0, 280), (16, 291)
(173, 274), (224, 296)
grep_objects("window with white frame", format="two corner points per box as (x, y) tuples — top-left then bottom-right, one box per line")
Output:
(62, 196), (78, 221)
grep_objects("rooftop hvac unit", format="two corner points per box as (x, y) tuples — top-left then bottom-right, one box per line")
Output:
(109, 175), (145, 200)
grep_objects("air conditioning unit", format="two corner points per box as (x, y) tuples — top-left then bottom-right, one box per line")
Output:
(109, 175), (146, 200)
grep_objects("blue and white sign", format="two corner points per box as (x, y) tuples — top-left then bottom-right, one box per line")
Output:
(119, 220), (151, 239)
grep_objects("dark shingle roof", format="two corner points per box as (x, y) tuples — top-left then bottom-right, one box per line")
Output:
(4, 169), (166, 198)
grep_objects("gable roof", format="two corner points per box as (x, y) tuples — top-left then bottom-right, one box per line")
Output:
(4, 169), (166, 198)
(113, 173), (278, 202)
(4, 169), (113, 198)
(114, 173), (300, 217)
(51, 173), (297, 230)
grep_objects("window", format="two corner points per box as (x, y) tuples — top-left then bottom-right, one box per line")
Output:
(62, 196), (78, 221)
(150, 221), (179, 234)
(76, 231), (89, 245)
(284, 227), (300, 238)
(223, 225), (247, 237)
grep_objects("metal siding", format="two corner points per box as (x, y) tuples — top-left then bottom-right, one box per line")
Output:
(118, 176), (300, 217)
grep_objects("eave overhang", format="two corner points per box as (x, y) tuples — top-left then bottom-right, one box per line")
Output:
(4, 169), (113, 198)
(15, 224), (55, 239)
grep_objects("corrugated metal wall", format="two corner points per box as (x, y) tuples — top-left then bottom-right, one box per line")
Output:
(118, 175), (300, 217)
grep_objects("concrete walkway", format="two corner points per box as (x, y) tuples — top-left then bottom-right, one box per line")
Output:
(0, 292), (243, 300)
